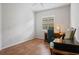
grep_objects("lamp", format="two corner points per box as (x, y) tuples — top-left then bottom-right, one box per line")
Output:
(56, 25), (61, 33)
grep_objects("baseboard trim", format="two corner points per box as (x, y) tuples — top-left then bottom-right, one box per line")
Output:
(1, 37), (34, 50)
(34, 38), (44, 40)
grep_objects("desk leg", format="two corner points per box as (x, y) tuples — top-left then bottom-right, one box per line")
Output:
(44, 33), (48, 42)
(50, 48), (53, 55)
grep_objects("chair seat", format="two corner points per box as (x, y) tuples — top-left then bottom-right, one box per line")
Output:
(64, 39), (74, 45)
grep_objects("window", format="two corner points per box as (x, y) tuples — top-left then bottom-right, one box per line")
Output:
(42, 17), (54, 30)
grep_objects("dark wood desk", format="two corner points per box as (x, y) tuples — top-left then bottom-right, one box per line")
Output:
(54, 32), (65, 38)
(50, 39), (79, 55)
(44, 32), (65, 42)
(50, 48), (78, 55)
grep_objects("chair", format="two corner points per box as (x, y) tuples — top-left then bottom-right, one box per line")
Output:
(69, 28), (76, 40)
(62, 33), (65, 40)
(64, 27), (76, 44)
(47, 28), (54, 43)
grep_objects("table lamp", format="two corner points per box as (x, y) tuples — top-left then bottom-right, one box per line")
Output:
(56, 26), (61, 33)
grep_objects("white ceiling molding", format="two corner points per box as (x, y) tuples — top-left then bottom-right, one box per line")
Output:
(30, 3), (70, 12)
(32, 3), (44, 7)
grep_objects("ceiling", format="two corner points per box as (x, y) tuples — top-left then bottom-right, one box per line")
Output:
(30, 3), (70, 12)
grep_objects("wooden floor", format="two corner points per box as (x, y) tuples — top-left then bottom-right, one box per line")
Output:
(0, 39), (51, 55)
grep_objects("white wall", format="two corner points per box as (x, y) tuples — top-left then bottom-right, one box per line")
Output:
(2, 4), (35, 49)
(0, 4), (1, 50)
(71, 3), (79, 43)
(35, 5), (70, 39)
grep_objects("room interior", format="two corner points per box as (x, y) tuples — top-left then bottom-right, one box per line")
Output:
(0, 3), (79, 55)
